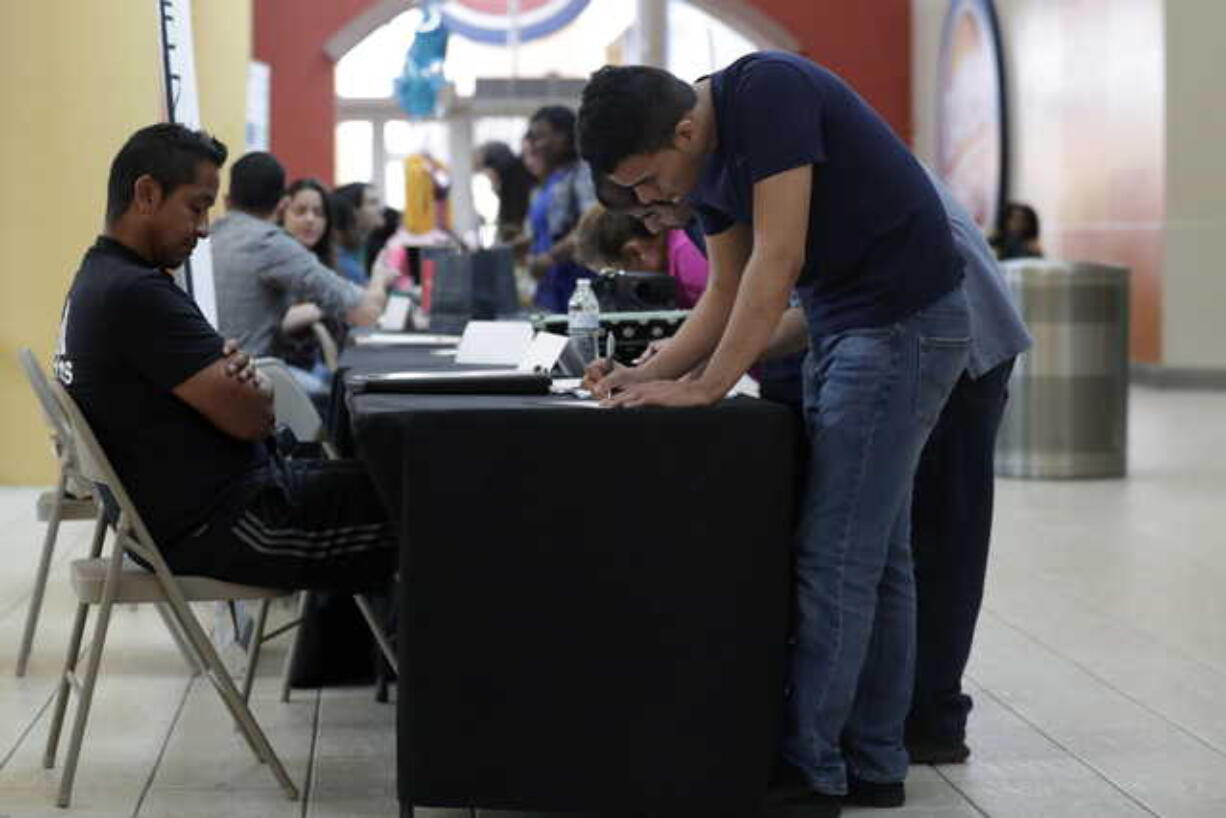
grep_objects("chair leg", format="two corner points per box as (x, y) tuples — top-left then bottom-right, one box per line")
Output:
(16, 473), (69, 677)
(55, 568), (121, 808)
(161, 588), (299, 800)
(241, 599), (272, 703)
(155, 603), (203, 676)
(279, 591), (310, 703)
(43, 599), (90, 770)
(84, 512), (108, 559)
(354, 594), (398, 674)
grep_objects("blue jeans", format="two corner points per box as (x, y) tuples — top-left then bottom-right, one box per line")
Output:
(783, 286), (970, 792)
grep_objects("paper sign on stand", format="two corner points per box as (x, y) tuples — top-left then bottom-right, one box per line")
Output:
(517, 332), (570, 373)
(378, 294), (412, 331)
(455, 321), (535, 366)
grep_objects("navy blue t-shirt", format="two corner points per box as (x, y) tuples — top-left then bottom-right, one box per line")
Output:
(689, 52), (963, 334)
(56, 237), (268, 545)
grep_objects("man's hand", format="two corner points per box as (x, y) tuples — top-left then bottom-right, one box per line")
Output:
(601, 378), (721, 409)
(371, 260), (399, 289)
(175, 341), (275, 441)
(221, 339), (259, 386)
(528, 252), (553, 280)
(281, 302), (325, 333)
(584, 359), (654, 398)
(634, 339), (669, 365)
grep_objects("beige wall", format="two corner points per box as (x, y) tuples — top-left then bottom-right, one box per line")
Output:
(1163, 1), (1226, 370)
(194, 0), (254, 202)
(0, 1), (251, 485)
(912, 0), (1168, 366)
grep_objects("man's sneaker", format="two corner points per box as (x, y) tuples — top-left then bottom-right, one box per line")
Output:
(906, 736), (971, 765)
(845, 775), (905, 808)
(763, 760), (842, 818)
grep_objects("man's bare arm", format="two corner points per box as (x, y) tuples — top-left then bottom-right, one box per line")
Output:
(690, 165), (812, 399)
(760, 307), (809, 361)
(633, 222), (752, 381)
(172, 346), (274, 441)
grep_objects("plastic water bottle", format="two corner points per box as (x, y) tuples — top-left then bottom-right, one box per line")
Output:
(567, 278), (601, 365)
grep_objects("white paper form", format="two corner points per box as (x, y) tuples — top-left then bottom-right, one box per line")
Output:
(455, 321), (535, 366)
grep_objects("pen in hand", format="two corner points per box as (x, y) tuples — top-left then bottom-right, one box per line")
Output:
(604, 329), (616, 375)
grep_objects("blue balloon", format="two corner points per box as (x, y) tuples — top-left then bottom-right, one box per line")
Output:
(395, 3), (450, 119)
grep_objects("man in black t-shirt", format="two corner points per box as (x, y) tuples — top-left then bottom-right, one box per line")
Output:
(55, 124), (394, 591)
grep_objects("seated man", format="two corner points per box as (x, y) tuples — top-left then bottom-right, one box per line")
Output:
(54, 123), (395, 591)
(212, 152), (392, 364)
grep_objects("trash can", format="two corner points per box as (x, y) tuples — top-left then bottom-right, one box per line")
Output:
(995, 259), (1130, 478)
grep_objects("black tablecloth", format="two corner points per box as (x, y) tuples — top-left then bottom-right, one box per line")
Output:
(344, 339), (800, 817)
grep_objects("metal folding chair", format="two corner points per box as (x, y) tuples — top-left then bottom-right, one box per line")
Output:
(15, 349), (105, 677)
(41, 378), (299, 807)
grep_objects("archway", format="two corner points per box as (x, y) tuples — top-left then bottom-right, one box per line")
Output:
(327, 0), (796, 230)
(252, 0), (911, 184)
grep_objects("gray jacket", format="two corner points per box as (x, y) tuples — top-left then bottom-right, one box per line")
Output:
(925, 167), (1032, 377)
(212, 211), (363, 356)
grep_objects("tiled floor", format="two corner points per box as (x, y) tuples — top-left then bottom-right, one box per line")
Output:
(1, 385), (1224, 817)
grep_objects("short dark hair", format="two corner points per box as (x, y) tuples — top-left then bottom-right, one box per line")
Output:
(578, 65), (697, 175)
(1004, 202), (1041, 241)
(228, 152), (286, 214)
(333, 182), (371, 211)
(106, 123), (227, 225)
(530, 106), (579, 163)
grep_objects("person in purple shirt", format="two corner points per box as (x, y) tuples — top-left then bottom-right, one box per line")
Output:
(575, 203), (709, 308)
(579, 53), (972, 816)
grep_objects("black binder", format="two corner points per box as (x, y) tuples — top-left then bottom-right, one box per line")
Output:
(351, 369), (551, 395)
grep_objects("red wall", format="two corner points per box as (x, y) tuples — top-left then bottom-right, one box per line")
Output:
(254, 0), (912, 183)
(750, 0), (912, 140)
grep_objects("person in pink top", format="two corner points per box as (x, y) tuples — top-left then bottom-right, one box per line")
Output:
(575, 203), (708, 307)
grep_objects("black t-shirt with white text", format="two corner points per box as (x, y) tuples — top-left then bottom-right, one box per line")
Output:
(56, 237), (268, 545)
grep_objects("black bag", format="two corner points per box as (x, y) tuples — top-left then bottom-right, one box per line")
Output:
(426, 245), (519, 333)
(288, 591), (378, 687)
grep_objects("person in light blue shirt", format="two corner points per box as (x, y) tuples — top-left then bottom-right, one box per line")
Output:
(588, 149), (1031, 807)
(906, 167), (1031, 764)
(332, 182), (383, 285)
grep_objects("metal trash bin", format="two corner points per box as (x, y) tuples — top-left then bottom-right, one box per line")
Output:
(995, 259), (1130, 478)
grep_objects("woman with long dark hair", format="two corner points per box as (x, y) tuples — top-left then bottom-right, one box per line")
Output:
(279, 178), (333, 264)
(475, 140), (536, 243)
(272, 178), (346, 399)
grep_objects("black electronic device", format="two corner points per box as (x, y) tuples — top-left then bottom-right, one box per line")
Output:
(533, 310), (689, 366)
(591, 269), (678, 312)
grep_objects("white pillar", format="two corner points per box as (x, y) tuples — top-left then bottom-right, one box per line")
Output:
(447, 112), (478, 238)
(636, 0), (668, 68)
(371, 116), (386, 197)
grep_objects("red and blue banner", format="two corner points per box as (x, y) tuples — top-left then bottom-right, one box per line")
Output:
(440, 0), (590, 45)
